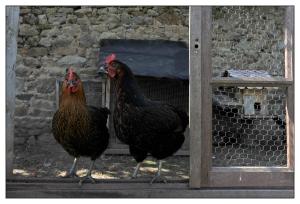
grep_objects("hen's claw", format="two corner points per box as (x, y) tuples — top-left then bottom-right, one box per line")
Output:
(79, 160), (96, 186)
(149, 160), (166, 184)
(79, 175), (96, 186)
(100, 154), (112, 161)
(150, 175), (167, 184)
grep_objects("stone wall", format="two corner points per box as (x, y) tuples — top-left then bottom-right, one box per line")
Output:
(212, 6), (285, 77)
(14, 6), (286, 150)
(14, 6), (189, 148)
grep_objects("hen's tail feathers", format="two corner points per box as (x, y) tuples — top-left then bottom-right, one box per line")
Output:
(99, 107), (110, 121)
(100, 107), (111, 115)
(173, 108), (189, 133)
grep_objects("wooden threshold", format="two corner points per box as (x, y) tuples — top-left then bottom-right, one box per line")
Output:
(6, 178), (294, 198)
(209, 167), (294, 188)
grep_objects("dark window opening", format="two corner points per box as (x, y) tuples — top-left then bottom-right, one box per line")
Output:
(254, 102), (261, 112)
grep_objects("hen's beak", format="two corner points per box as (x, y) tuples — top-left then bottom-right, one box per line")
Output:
(67, 80), (76, 87)
(98, 63), (108, 75)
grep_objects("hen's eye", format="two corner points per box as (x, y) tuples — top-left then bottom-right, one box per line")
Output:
(111, 62), (118, 68)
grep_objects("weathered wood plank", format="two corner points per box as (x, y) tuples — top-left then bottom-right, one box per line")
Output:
(6, 189), (294, 198)
(209, 170), (294, 187)
(211, 77), (293, 87)
(284, 6), (294, 171)
(6, 6), (20, 178)
(189, 6), (203, 188)
(189, 6), (212, 188)
(6, 177), (188, 184)
(212, 166), (293, 172)
(6, 181), (294, 198)
(200, 6), (212, 188)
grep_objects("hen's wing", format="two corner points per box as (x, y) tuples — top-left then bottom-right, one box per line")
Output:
(87, 106), (110, 126)
(118, 102), (187, 149)
(86, 106), (110, 159)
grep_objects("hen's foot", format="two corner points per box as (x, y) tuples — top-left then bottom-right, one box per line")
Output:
(79, 175), (96, 186)
(100, 154), (112, 161)
(150, 160), (166, 184)
(62, 157), (78, 178)
(131, 162), (142, 179)
(150, 174), (167, 184)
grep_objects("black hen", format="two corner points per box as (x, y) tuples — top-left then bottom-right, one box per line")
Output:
(52, 68), (110, 184)
(99, 54), (188, 183)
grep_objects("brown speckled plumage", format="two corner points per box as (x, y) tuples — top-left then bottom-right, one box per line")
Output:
(52, 71), (109, 161)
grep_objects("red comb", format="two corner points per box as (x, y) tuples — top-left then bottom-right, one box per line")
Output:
(105, 53), (116, 64)
(67, 67), (74, 80)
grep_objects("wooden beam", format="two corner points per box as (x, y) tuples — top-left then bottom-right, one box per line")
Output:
(212, 166), (293, 173)
(211, 77), (293, 87)
(284, 6), (294, 171)
(6, 6), (20, 178)
(189, 6), (212, 188)
(210, 169), (294, 187)
(6, 179), (294, 198)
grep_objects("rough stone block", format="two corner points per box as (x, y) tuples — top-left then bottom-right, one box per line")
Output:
(38, 14), (48, 25)
(39, 37), (52, 47)
(51, 35), (73, 47)
(27, 47), (48, 57)
(27, 36), (40, 47)
(48, 14), (66, 25)
(61, 25), (81, 36)
(58, 7), (74, 14)
(23, 57), (41, 68)
(23, 13), (38, 25)
(35, 78), (56, 94)
(31, 99), (55, 110)
(57, 55), (87, 66)
(19, 24), (39, 36)
(79, 33), (99, 48)
(15, 64), (33, 77)
(40, 27), (60, 37)
(16, 93), (34, 101)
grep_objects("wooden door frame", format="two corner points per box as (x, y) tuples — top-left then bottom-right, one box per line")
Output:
(6, 6), (20, 178)
(189, 6), (294, 188)
(189, 6), (212, 188)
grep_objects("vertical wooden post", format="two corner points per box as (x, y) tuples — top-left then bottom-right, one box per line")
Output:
(189, 6), (212, 188)
(284, 6), (294, 170)
(6, 6), (20, 177)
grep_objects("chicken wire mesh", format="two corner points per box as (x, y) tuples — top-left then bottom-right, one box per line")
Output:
(212, 86), (287, 167)
(137, 77), (189, 112)
(212, 6), (285, 77)
(211, 6), (287, 167)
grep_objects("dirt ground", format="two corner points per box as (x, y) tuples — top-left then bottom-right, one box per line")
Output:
(12, 139), (189, 181)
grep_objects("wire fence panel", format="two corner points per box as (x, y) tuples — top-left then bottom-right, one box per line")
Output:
(212, 86), (287, 167)
(211, 6), (287, 167)
(212, 6), (285, 77)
